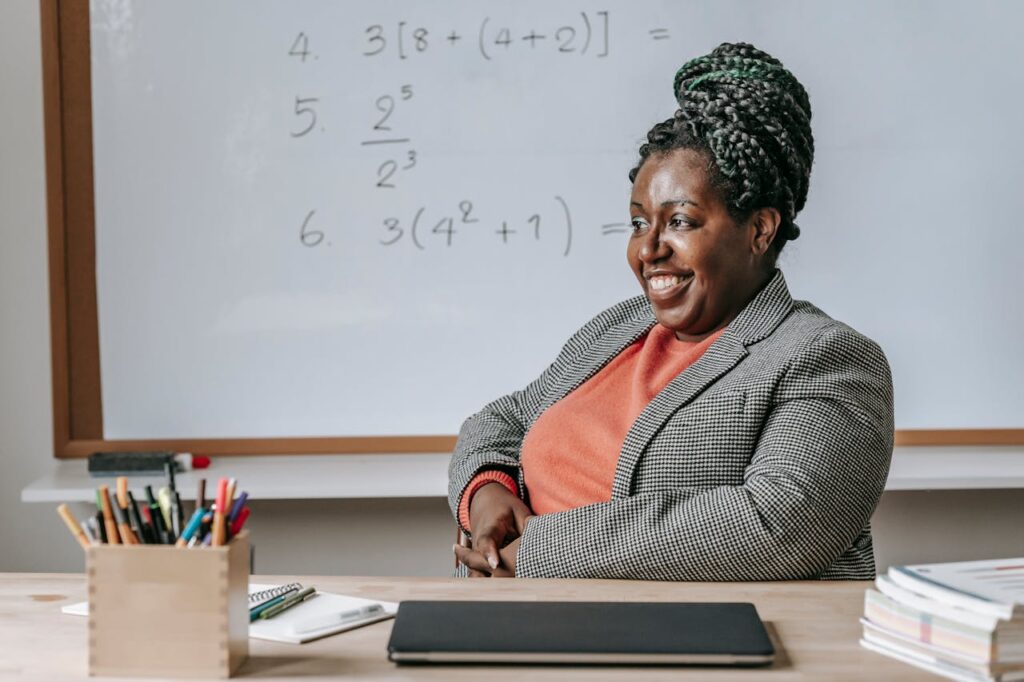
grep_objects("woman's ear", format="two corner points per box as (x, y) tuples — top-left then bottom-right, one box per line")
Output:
(749, 207), (782, 257)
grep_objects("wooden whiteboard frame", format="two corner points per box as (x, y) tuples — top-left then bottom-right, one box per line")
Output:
(39, 0), (1024, 458)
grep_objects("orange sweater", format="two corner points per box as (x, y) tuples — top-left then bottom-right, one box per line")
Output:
(459, 324), (724, 530)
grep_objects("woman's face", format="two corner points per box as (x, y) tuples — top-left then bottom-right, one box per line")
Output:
(627, 148), (775, 341)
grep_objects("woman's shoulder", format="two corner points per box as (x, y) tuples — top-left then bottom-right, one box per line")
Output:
(769, 298), (891, 380)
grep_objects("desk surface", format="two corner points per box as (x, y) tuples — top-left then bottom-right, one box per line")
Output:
(0, 574), (934, 681)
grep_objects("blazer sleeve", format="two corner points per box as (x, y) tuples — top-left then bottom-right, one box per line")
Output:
(447, 300), (648, 527)
(514, 325), (895, 580)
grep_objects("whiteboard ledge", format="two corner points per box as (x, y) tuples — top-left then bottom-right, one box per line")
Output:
(21, 447), (1024, 503)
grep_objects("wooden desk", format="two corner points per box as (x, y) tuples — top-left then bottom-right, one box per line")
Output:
(0, 574), (934, 680)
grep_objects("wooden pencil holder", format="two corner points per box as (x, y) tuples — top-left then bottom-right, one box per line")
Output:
(87, 532), (250, 678)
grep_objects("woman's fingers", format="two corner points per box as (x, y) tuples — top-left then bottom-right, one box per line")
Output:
(471, 531), (501, 570)
(453, 543), (493, 576)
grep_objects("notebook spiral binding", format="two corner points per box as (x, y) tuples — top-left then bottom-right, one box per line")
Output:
(249, 582), (302, 607)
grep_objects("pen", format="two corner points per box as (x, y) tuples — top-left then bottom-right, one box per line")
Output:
(98, 485), (120, 544)
(56, 504), (91, 550)
(249, 587), (300, 621)
(258, 586), (316, 620)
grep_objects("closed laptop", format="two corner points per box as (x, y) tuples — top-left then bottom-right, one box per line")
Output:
(387, 601), (774, 665)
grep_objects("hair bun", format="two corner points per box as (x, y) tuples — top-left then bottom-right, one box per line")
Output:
(788, 223), (801, 241)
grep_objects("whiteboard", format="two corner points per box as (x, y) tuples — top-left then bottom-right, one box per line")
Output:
(89, 0), (1024, 439)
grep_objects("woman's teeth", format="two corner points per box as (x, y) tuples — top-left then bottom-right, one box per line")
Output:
(650, 275), (683, 291)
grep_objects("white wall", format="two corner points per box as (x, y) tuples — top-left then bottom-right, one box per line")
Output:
(1, 0), (1020, 577)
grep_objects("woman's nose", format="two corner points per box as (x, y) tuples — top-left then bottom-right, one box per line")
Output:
(638, 226), (668, 262)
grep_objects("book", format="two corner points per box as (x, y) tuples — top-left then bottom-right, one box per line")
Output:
(889, 558), (1024, 621)
(875, 575), (1004, 631)
(862, 618), (1024, 678)
(862, 558), (1024, 681)
(860, 637), (1024, 682)
(864, 588), (1001, 661)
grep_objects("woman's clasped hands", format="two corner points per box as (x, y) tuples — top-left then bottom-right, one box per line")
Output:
(453, 482), (534, 577)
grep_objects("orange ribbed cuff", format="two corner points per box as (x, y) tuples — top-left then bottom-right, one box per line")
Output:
(458, 470), (518, 533)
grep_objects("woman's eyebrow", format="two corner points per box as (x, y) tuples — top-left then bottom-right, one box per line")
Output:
(630, 198), (699, 210)
(661, 198), (698, 208)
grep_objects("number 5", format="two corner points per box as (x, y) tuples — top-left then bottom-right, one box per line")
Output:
(291, 96), (319, 137)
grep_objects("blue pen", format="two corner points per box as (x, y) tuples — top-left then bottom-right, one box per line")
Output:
(228, 491), (248, 523)
(175, 507), (206, 547)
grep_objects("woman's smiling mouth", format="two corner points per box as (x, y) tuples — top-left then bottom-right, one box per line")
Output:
(646, 272), (694, 300)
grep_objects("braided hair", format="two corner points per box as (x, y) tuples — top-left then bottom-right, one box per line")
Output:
(629, 42), (813, 260)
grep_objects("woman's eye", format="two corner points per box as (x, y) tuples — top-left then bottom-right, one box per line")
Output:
(669, 214), (692, 229)
(630, 218), (649, 233)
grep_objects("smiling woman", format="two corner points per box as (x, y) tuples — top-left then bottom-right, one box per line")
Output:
(448, 42), (894, 581)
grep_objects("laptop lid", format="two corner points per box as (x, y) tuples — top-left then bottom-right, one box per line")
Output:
(387, 601), (774, 665)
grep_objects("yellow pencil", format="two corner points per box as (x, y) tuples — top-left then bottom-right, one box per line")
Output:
(56, 504), (91, 550)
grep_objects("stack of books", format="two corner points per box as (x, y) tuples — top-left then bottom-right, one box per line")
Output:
(861, 558), (1024, 681)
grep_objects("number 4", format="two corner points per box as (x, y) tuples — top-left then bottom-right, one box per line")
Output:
(289, 32), (311, 61)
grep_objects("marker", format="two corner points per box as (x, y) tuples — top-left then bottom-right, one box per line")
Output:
(94, 509), (107, 543)
(229, 507), (250, 536)
(171, 491), (183, 539)
(145, 485), (169, 544)
(98, 486), (120, 544)
(175, 507), (206, 547)
(80, 519), (98, 546)
(226, 478), (237, 505)
(228, 491), (248, 523)
(115, 476), (130, 510)
(56, 504), (91, 550)
(212, 478), (228, 546)
(164, 458), (176, 493)
(157, 486), (174, 539)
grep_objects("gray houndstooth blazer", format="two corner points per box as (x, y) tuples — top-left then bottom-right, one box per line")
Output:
(448, 269), (894, 580)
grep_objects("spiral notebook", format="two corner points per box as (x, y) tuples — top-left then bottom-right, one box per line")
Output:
(249, 582), (303, 609)
(247, 583), (398, 644)
(62, 582), (397, 644)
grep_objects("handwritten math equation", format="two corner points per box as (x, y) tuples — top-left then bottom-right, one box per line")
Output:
(359, 11), (674, 62)
(281, 11), (647, 256)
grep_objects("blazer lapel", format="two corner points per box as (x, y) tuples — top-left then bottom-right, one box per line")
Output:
(539, 309), (655, 417)
(611, 270), (796, 499)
